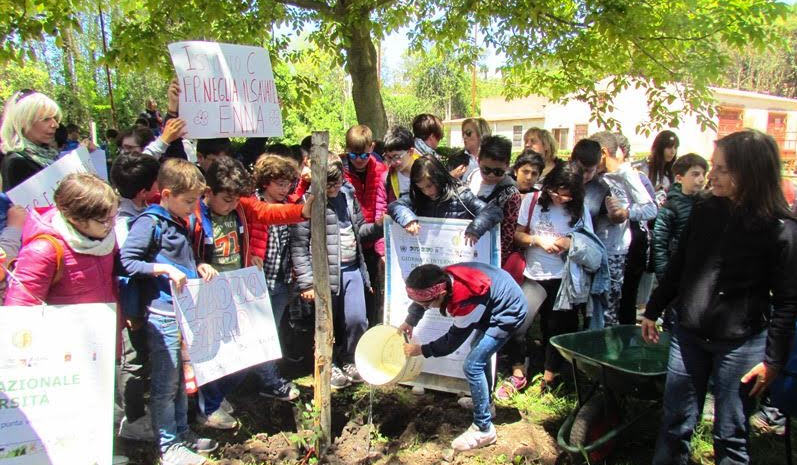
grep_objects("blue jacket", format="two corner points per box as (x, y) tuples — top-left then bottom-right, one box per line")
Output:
(0, 193), (11, 230)
(405, 262), (527, 358)
(387, 186), (502, 240)
(120, 204), (198, 316)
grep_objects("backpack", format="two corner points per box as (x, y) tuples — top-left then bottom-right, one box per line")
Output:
(118, 214), (163, 318)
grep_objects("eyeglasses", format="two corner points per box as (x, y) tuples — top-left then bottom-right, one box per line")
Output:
(383, 150), (407, 164)
(327, 179), (343, 189)
(347, 152), (371, 160)
(121, 144), (142, 153)
(480, 166), (506, 177)
(547, 190), (573, 202)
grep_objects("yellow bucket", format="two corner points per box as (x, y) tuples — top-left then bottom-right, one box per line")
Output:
(355, 325), (424, 386)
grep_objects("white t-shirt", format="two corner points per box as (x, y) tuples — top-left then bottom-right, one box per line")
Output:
(468, 171), (496, 199)
(397, 172), (411, 196)
(516, 195), (574, 280)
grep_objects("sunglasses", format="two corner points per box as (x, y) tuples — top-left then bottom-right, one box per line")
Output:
(347, 152), (371, 160)
(480, 166), (506, 177)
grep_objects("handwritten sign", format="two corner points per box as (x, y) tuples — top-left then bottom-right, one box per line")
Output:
(6, 148), (97, 211)
(173, 267), (281, 386)
(384, 217), (499, 394)
(0, 303), (116, 465)
(168, 41), (283, 139)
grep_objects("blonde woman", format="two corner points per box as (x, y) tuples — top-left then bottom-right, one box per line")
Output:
(1, 90), (62, 190)
(523, 127), (563, 183)
(461, 117), (491, 181)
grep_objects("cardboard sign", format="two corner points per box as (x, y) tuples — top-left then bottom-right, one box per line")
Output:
(173, 267), (281, 386)
(168, 41), (283, 139)
(0, 303), (117, 465)
(384, 217), (500, 394)
(6, 148), (97, 211)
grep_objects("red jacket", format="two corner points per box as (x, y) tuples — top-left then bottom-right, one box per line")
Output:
(344, 156), (387, 254)
(193, 196), (305, 264)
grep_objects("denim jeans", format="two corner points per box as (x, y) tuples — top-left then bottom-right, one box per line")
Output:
(652, 325), (766, 465)
(146, 313), (188, 451)
(253, 281), (293, 390)
(465, 330), (510, 431)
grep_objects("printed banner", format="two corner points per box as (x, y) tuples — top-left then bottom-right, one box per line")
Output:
(168, 41), (283, 139)
(173, 266), (281, 386)
(6, 148), (97, 211)
(0, 303), (117, 465)
(384, 217), (499, 392)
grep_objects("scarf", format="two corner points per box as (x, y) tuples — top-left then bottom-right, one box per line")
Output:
(21, 137), (59, 168)
(52, 212), (116, 256)
(414, 138), (437, 157)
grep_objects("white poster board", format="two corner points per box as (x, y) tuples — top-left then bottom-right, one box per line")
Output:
(168, 41), (283, 139)
(0, 303), (117, 465)
(6, 148), (97, 211)
(173, 266), (281, 386)
(384, 217), (499, 394)
(88, 149), (108, 181)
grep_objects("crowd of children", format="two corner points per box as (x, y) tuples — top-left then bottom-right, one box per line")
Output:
(1, 85), (796, 464)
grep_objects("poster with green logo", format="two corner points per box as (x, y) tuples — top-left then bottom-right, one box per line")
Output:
(0, 304), (116, 465)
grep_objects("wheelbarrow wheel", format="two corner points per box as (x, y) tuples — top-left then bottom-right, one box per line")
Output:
(568, 394), (621, 463)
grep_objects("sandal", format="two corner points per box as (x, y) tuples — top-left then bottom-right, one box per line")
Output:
(495, 375), (527, 400)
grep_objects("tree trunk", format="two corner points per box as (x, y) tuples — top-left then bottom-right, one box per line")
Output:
(343, 21), (388, 139)
(61, 28), (78, 91)
(310, 132), (333, 454)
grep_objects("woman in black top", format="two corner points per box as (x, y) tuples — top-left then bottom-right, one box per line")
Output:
(641, 129), (797, 465)
(0, 90), (62, 191)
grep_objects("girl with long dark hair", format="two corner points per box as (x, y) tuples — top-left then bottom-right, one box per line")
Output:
(513, 164), (589, 388)
(648, 130), (680, 204)
(387, 155), (502, 245)
(641, 129), (797, 464)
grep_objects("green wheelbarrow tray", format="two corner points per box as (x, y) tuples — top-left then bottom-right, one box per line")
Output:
(550, 325), (671, 457)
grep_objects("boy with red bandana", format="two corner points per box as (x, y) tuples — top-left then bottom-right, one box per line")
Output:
(399, 262), (528, 451)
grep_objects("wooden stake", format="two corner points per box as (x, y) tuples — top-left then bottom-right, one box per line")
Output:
(310, 131), (333, 454)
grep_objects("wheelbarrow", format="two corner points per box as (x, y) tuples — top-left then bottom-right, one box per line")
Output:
(550, 325), (671, 463)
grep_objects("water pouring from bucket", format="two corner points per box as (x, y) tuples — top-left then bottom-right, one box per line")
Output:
(354, 325), (424, 386)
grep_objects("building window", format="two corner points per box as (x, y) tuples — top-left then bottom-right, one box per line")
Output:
(574, 124), (588, 144)
(553, 128), (570, 151)
(513, 125), (523, 147)
(717, 107), (743, 140)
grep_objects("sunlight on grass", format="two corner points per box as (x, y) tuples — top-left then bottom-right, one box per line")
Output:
(496, 374), (577, 422)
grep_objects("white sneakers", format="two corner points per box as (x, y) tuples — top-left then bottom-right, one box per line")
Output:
(451, 423), (497, 451)
(197, 407), (238, 430)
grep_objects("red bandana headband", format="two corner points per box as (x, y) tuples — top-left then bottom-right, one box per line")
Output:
(406, 282), (447, 303)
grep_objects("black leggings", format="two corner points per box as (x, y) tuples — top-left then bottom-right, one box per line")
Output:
(536, 279), (580, 373)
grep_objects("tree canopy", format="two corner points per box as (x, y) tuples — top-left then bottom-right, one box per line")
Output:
(1, 0), (792, 138)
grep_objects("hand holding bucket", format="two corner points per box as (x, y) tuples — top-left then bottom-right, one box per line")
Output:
(354, 324), (424, 386)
